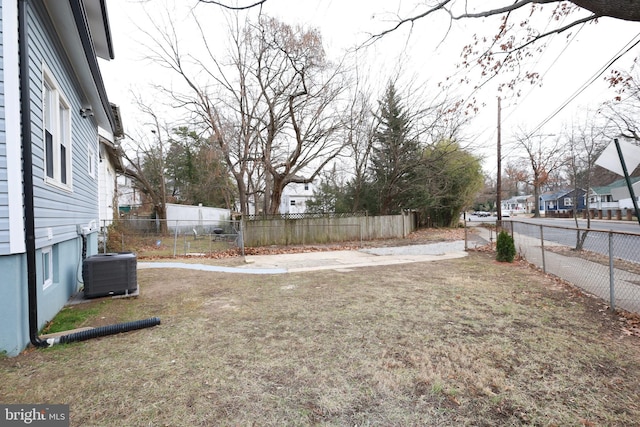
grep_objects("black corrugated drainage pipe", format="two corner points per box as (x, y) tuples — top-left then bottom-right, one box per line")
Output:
(19, 0), (159, 350)
(47, 317), (161, 346)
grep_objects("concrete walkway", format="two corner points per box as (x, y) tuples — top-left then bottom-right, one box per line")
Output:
(138, 241), (468, 274)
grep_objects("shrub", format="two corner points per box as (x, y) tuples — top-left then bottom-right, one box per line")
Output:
(496, 230), (516, 262)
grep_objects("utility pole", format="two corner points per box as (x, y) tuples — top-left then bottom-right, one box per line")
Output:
(497, 97), (502, 222)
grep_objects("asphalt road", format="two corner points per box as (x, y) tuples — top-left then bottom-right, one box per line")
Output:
(490, 217), (640, 264)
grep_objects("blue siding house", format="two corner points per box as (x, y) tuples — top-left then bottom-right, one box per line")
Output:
(540, 189), (586, 216)
(0, 0), (117, 355)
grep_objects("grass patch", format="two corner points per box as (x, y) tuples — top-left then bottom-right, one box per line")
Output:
(40, 301), (110, 334)
(2, 252), (639, 426)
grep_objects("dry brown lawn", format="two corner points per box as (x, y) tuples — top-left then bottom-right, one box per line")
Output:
(1, 250), (639, 426)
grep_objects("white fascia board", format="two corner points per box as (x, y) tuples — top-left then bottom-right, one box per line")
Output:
(98, 126), (114, 144)
(4, 0), (26, 254)
(44, 0), (112, 131)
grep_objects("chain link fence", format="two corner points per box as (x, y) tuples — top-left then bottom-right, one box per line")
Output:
(503, 220), (640, 314)
(100, 219), (243, 258)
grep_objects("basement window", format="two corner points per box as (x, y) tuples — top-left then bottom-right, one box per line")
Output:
(42, 246), (53, 290)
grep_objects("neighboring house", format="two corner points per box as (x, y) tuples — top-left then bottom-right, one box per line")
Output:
(610, 178), (640, 210)
(540, 189), (586, 215)
(117, 174), (141, 214)
(539, 191), (565, 215)
(501, 195), (533, 215)
(279, 181), (316, 214)
(584, 177), (640, 211)
(587, 182), (622, 211)
(98, 109), (124, 228)
(0, 0), (117, 356)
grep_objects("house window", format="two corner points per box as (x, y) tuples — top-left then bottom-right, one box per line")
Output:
(43, 71), (71, 187)
(564, 197), (573, 206)
(88, 145), (96, 179)
(42, 246), (53, 290)
(290, 200), (296, 206)
(304, 184), (309, 191)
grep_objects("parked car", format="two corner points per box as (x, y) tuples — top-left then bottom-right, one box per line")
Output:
(473, 211), (491, 217)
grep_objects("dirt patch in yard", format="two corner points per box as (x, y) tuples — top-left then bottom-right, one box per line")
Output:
(2, 249), (639, 426)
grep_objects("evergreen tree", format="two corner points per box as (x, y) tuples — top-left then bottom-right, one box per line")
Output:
(370, 82), (421, 215)
(164, 127), (234, 208)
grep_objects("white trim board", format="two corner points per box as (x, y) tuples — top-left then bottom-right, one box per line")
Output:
(4, 0), (26, 254)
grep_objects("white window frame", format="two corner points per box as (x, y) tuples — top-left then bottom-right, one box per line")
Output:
(42, 246), (53, 290)
(43, 68), (72, 189)
(564, 197), (573, 206)
(88, 144), (96, 179)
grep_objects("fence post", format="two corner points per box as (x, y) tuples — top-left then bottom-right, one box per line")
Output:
(173, 220), (178, 257)
(239, 220), (245, 257)
(540, 225), (546, 274)
(609, 231), (616, 312)
(464, 219), (468, 251)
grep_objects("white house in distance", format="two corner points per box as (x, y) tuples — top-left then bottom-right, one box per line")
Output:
(117, 174), (141, 215)
(610, 178), (640, 210)
(501, 195), (534, 215)
(279, 181), (317, 214)
(586, 177), (640, 212)
(98, 108), (124, 228)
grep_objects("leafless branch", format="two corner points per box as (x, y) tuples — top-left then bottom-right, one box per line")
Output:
(197, 0), (266, 11)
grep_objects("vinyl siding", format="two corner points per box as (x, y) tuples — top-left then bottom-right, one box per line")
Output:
(0, 1), (106, 357)
(27, 2), (99, 250)
(0, 1), (8, 252)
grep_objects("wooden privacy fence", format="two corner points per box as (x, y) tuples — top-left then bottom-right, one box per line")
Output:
(242, 213), (418, 247)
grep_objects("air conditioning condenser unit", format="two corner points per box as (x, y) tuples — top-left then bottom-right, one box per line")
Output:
(82, 252), (137, 298)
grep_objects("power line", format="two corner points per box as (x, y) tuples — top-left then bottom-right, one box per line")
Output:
(527, 31), (640, 137)
(502, 22), (585, 124)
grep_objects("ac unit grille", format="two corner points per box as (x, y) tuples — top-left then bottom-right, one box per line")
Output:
(82, 252), (137, 298)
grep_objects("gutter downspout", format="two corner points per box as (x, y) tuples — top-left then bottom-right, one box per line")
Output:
(19, 0), (159, 350)
(19, 0), (47, 348)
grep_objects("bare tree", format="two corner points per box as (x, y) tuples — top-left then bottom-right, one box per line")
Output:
(250, 17), (350, 214)
(515, 132), (567, 217)
(604, 68), (640, 143)
(199, 1), (640, 22)
(343, 85), (376, 212)
(564, 115), (609, 248)
(503, 162), (530, 197)
(194, 1), (640, 101)
(142, 10), (349, 214)
(118, 101), (171, 234)
(359, 1), (640, 100)
(197, 0), (266, 10)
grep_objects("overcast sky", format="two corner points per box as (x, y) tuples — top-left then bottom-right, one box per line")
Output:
(100, 0), (640, 174)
